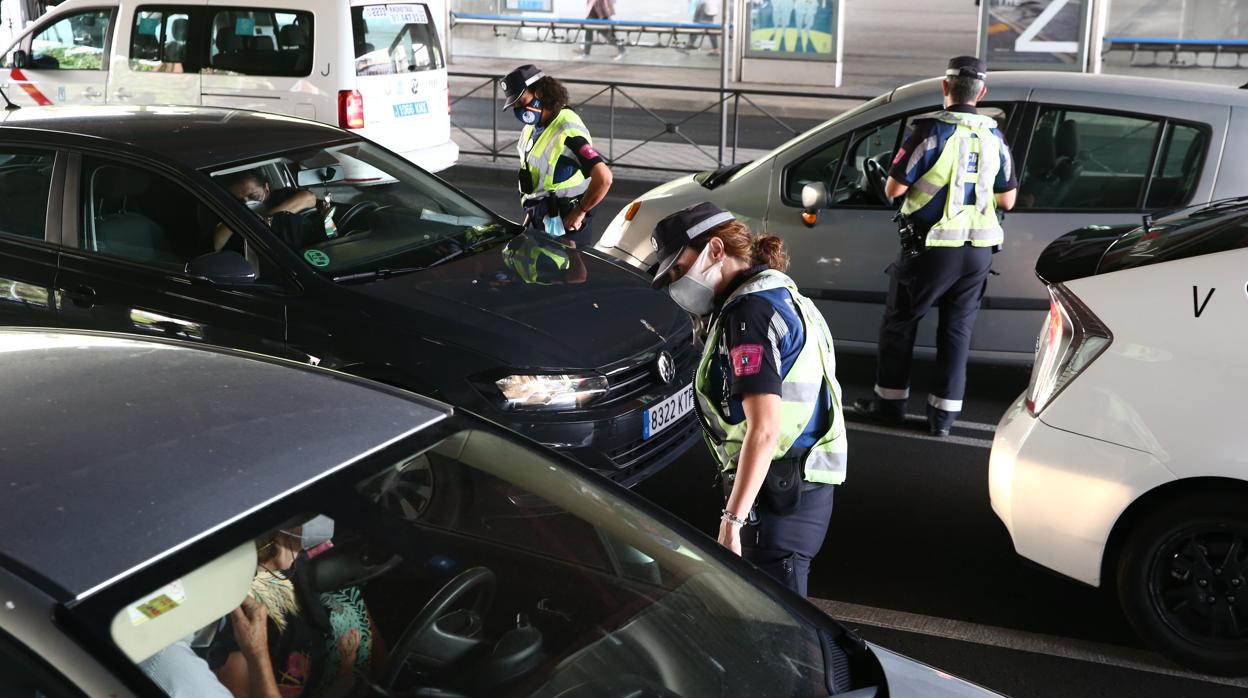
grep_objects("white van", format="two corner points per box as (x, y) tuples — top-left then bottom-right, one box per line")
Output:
(0, 0), (458, 172)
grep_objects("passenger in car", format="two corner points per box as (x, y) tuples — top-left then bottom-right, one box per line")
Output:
(213, 170), (318, 253)
(140, 597), (280, 698)
(210, 524), (381, 697)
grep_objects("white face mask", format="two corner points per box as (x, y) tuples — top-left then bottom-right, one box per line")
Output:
(667, 244), (723, 317)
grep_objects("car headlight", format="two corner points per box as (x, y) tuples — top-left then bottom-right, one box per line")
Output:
(495, 374), (608, 411)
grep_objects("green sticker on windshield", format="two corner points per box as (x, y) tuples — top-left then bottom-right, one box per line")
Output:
(304, 250), (331, 267)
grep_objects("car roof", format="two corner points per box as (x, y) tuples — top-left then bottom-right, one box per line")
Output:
(891, 71), (1248, 108)
(0, 106), (354, 170)
(0, 329), (449, 600)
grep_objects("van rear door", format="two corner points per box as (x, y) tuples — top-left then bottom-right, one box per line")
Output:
(348, 2), (454, 171)
(200, 1), (321, 121)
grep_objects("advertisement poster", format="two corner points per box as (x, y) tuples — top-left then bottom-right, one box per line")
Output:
(979, 0), (1091, 71)
(504, 0), (553, 11)
(746, 0), (838, 61)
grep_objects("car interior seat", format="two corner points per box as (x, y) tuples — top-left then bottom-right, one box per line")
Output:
(164, 17), (188, 63)
(133, 32), (160, 61)
(278, 23), (311, 74)
(1050, 119), (1084, 197)
(90, 167), (180, 265)
(1020, 126), (1056, 207)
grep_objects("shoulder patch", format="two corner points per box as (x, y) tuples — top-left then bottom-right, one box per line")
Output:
(578, 143), (600, 160)
(730, 344), (764, 377)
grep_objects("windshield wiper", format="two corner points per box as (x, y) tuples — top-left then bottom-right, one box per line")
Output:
(332, 247), (468, 283)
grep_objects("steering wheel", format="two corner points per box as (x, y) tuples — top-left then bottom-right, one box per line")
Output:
(381, 567), (497, 689)
(336, 200), (382, 235)
(864, 153), (892, 206)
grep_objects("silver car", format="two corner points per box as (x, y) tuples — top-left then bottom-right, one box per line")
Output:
(0, 328), (1000, 696)
(596, 72), (1248, 363)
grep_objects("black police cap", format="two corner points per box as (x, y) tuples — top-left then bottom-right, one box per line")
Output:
(500, 64), (545, 110)
(946, 55), (988, 81)
(649, 202), (736, 290)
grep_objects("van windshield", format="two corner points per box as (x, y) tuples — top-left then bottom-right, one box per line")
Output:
(208, 141), (514, 278)
(353, 4), (444, 76)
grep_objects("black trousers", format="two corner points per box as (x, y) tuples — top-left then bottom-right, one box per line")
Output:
(740, 483), (834, 597)
(876, 244), (992, 410)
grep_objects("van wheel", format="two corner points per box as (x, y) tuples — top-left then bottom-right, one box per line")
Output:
(1116, 492), (1248, 676)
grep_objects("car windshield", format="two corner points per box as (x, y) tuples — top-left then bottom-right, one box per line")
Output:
(208, 141), (514, 278)
(1099, 203), (1248, 274)
(72, 425), (877, 697)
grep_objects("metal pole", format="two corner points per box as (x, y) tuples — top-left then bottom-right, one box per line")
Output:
(732, 91), (740, 165)
(1087, 0), (1110, 74)
(491, 78), (499, 162)
(610, 85), (616, 163)
(717, 0), (733, 167)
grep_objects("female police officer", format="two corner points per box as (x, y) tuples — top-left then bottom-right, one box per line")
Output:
(501, 64), (614, 248)
(650, 202), (848, 596)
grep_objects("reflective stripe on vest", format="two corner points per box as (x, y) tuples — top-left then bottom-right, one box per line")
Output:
(900, 111), (1004, 248)
(504, 238), (570, 284)
(694, 270), (848, 485)
(518, 108), (592, 200)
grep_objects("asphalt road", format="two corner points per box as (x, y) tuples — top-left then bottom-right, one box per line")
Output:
(441, 163), (1248, 698)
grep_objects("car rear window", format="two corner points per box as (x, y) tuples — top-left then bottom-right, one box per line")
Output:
(352, 4), (443, 76)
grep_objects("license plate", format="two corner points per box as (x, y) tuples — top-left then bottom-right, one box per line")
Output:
(643, 384), (695, 440)
(393, 101), (429, 118)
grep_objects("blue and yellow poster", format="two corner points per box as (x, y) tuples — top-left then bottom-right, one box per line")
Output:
(747, 0), (837, 60)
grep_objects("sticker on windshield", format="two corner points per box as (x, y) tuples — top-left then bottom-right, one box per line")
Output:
(365, 3), (428, 24)
(305, 250), (331, 267)
(127, 580), (187, 626)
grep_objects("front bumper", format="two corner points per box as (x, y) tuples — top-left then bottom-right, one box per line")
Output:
(989, 396), (1174, 587)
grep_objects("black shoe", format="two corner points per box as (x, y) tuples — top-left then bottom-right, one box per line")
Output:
(926, 403), (957, 437)
(852, 398), (906, 425)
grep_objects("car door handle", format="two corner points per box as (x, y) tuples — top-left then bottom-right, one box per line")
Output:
(84, 87), (103, 99)
(112, 87), (130, 100)
(62, 285), (97, 308)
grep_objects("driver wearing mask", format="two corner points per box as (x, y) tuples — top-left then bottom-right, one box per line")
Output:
(213, 170), (319, 253)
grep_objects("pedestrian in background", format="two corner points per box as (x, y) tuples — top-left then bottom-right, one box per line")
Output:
(694, 0), (721, 55)
(650, 202), (848, 596)
(577, 0), (625, 60)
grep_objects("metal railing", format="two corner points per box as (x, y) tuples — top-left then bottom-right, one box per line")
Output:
(451, 12), (724, 50)
(449, 71), (875, 175)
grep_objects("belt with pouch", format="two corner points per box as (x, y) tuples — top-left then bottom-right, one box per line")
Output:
(721, 451), (819, 517)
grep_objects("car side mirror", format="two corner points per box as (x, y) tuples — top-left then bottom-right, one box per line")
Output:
(12, 50), (28, 69)
(800, 182), (830, 228)
(186, 251), (257, 285)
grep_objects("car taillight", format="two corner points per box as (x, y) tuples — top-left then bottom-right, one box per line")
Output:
(447, 91), (452, 114)
(1025, 283), (1112, 416)
(338, 90), (364, 129)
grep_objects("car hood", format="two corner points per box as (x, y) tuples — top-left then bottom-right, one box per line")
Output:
(870, 644), (1004, 697)
(346, 235), (686, 369)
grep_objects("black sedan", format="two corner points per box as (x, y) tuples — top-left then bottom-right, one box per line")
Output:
(0, 327), (997, 696)
(0, 105), (699, 485)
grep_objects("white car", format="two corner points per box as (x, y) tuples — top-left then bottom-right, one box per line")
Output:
(0, 0), (458, 172)
(990, 201), (1248, 675)
(596, 72), (1248, 363)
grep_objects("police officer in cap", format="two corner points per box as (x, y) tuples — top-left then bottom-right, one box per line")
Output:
(651, 202), (848, 597)
(854, 56), (1017, 436)
(501, 64), (614, 248)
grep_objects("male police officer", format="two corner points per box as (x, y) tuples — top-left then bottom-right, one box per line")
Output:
(854, 56), (1018, 436)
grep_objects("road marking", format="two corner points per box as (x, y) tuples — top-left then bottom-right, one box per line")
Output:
(811, 598), (1248, 689)
(845, 420), (994, 450)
